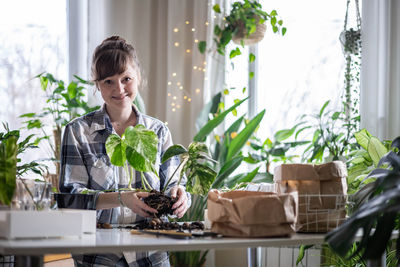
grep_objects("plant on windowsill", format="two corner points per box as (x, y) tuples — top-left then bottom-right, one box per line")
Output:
(198, 0), (286, 58)
(295, 100), (359, 163)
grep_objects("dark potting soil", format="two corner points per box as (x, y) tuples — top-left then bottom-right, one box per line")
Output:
(143, 190), (177, 217)
(132, 219), (205, 231)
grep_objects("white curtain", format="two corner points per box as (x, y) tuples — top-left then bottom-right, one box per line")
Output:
(69, 0), (209, 146)
(361, 0), (400, 140)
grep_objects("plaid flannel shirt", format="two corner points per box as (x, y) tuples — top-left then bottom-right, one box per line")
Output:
(59, 104), (190, 267)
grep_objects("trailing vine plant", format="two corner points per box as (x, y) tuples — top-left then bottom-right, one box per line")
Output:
(339, 0), (361, 132)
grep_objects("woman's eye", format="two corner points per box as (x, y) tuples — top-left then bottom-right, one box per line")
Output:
(104, 80), (112, 85)
(124, 77), (132, 82)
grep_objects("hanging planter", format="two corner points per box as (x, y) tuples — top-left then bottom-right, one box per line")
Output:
(339, 0), (361, 57)
(232, 16), (267, 45)
(197, 0), (286, 56)
(339, 28), (361, 56)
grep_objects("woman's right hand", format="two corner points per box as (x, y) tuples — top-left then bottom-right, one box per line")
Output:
(121, 191), (157, 217)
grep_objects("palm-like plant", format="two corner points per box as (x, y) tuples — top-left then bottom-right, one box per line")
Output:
(325, 136), (400, 261)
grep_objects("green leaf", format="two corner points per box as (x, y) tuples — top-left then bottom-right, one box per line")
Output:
(105, 134), (126, 167)
(274, 127), (296, 142)
(213, 4), (221, 13)
(270, 10), (277, 16)
(225, 166), (260, 188)
(354, 129), (371, 150)
(226, 109), (266, 161)
(229, 47), (242, 59)
(193, 98), (248, 142)
(249, 53), (256, 63)
(367, 136), (388, 166)
(124, 125), (158, 173)
(249, 72), (254, 79)
(319, 100), (330, 117)
(282, 27), (287, 35)
(296, 245), (314, 265)
(223, 89), (229, 95)
(198, 41), (207, 54)
(39, 76), (48, 91)
(0, 136), (18, 206)
(195, 92), (222, 130)
(67, 82), (78, 99)
(213, 156), (243, 188)
(162, 144), (187, 163)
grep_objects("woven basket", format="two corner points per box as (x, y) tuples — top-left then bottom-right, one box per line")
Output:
(232, 21), (266, 45)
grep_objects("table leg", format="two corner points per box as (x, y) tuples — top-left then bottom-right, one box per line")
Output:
(247, 247), (261, 267)
(15, 255), (43, 267)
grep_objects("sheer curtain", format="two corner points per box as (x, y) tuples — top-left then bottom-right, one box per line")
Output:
(361, 0), (400, 140)
(69, 0), (209, 146)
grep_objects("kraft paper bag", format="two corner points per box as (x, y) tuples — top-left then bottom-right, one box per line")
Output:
(207, 190), (298, 237)
(273, 161), (348, 232)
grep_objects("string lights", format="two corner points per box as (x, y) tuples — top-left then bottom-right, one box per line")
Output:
(166, 14), (209, 117)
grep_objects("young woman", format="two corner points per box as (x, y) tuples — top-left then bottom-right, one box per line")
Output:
(60, 36), (189, 266)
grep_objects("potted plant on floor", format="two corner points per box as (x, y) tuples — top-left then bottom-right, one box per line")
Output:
(325, 136), (400, 263)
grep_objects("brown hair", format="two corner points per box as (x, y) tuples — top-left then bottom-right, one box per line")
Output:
(91, 36), (142, 85)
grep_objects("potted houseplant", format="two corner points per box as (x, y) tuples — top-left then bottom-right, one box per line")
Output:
(198, 0), (286, 57)
(105, 124), (217, 217)
(325, 136), (400, 263)
(19, 73), (100, 191)
(0, 123), (48, 210)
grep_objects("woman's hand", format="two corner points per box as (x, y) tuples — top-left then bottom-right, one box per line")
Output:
(170, 185), (189, 218)
(121, 191), (158, 218)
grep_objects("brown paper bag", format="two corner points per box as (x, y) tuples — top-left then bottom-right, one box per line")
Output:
(274, 161), (348, 232)
(207, 190), (298, 237)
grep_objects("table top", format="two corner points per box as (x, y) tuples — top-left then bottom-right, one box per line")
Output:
(0, 229), (326, 255)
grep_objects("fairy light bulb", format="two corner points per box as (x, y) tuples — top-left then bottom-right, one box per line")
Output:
(191, 28), (195, 32)
(188, 98), (192, 102)
(174, 42), (179, 47)
(173, 96), (177, 100)
(195, 39), (199, 43)
(185, 21), (190, 25)
(205, 21), (209, 26)
(168, 92), (171, 97)
(172, 108), (176, 112)
(186, 49), (191, 53)
(172, 73), (177, 77)
(195, 88), (200, 94)
(173, 28), (179, 32)
(179, 86), (183, 90)
(184, 96), (187, 99)
(168, 81), (172, 85)
(193, 66), (198, 70)
(177, 82), (181, 86)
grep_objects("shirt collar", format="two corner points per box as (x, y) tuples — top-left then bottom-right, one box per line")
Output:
(89, 103), (143, 135)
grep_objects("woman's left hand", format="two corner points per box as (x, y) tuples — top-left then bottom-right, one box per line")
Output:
(170, 185), (188, 218)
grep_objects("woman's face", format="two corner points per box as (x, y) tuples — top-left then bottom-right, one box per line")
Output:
(97, 63), (139, 112)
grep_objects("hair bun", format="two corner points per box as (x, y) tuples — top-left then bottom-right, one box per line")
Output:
(103, 35), (126, 43)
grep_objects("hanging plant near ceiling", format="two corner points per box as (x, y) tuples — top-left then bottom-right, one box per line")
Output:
(339, 0), (362, 133)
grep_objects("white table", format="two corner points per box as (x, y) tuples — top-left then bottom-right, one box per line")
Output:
(0, 229), (326, 266)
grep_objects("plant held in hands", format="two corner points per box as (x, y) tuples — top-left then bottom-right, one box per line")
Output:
(161, 142), (217, 196)
(105, 124), (159, 191)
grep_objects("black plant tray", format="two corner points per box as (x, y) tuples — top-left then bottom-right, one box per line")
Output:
(54, 193), (96, 210)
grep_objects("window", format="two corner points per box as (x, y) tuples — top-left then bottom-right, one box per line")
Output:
(255, 0), (349, 140)
(0, 0), (67, 174)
